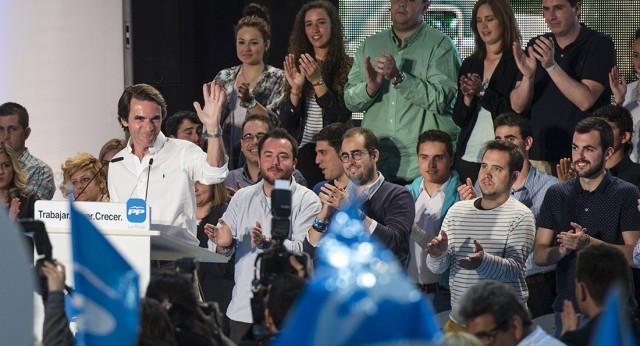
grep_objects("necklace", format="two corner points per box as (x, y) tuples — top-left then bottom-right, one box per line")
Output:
(240, 65), (260, 85)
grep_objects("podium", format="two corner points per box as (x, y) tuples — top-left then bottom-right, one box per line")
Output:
(34, 200), (229, 293)
(32, 201), (229, 342)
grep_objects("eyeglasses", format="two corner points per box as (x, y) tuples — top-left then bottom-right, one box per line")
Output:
(242, 133), (266, 142)
(473, 321), (508, 345)
(339, 149), (370, 163)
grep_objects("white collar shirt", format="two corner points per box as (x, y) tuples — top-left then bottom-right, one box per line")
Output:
(407, 176), (450, 284)
(209, 179), (321, 323)
(108, 132), (228, 245)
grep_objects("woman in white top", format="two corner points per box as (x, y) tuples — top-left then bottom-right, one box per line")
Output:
(609, 28), (640, 162)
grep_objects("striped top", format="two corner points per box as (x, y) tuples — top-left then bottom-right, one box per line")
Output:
(427, 197), (535, 320)
(299, 85), (324, 147)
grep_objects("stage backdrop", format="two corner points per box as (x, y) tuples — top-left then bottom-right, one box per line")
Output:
(0, 0), (125, 200)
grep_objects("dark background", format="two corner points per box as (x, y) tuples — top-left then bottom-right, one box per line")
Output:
(130, 0), (339, 118)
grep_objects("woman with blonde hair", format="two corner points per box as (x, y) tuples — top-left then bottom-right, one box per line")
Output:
(60, 153), (109, 202)
(98, 138), (126, 176)
(194, 182), (235, 322)
(0, 143), (37, 219)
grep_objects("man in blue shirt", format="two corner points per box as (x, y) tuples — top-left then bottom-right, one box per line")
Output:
(534, 117), (640, 335)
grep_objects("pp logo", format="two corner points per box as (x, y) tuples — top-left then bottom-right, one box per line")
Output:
(126, 198), (147, 223)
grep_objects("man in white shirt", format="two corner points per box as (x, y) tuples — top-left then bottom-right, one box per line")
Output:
(108, 83), (228, 245)
(205, 128), (320, 344)
(458, 280), (565, 346)
(405, 130), (461, 312)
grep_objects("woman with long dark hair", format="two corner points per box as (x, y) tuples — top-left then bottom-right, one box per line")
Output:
(452, 0), (521, 184)
(280, 0), (352, 187)
(213, 3), (284, 169)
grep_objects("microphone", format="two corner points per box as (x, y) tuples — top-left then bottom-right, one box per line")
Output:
(144, 158), (154, 202)
(74, 157), (124, 201)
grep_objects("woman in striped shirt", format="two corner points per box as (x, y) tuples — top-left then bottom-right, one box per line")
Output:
(280, 0), (352, 187)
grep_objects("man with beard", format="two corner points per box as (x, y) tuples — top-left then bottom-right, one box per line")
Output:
(205, 128), (321, 343)
(458, 114), (559, 318)
(426, 140), (535, 328)
(308, 127), (414, 264)
(534, 116), (640, 335)
(344, 0), (460, 184)
(224, 115), (306, 192)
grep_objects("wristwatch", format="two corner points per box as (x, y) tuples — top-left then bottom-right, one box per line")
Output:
(391, 71), (405, 86)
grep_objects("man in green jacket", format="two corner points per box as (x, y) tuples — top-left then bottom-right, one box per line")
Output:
(345, 0), (461, 183)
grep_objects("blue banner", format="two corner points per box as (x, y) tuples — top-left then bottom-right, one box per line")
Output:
(70, 201), (139, 345)
(592, 283), (638, 346)
(275, 205), (442, 345)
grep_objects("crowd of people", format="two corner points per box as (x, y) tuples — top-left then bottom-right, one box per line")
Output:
(8, 0), (640, 345)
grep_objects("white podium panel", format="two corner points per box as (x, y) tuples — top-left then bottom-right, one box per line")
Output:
(45, 229), (152, 293)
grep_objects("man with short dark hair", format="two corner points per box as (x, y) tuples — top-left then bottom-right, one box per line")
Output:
(312, 122), (351, 194)
(458, 113), (559, 318)
(593, 105), (640, 186)
(264, 273), (306, 335)
(305, 123), (351, 254)
(165, 110), (204, 147)
(561, 244), (640, 344)
(405, 130), (460, 311)
(307, 127), (414, 264)
(0, 102), (54, 199)
(344, 0), (460, 183)
(224, 114), (306, 191)
(510, 0), (616, 175)
(534, 116), (640, 334)
(427, 140), (535, 327)
(205, 128), (320, 344)
(459, 280), (563, 346)
(108, 83), (228, 245)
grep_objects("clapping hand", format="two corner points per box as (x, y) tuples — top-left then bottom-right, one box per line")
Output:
(557, 222), (588, 253)
(458, 240), (484, 270)
(284, 54), (305, 92)
(609, 66), (627, 105)
(204, 218), (233, 247)
(426, 230), (449, 257)
(512, 42), (537, 79)
(364, 56), (384, 97)
(457, 177), (478, 201)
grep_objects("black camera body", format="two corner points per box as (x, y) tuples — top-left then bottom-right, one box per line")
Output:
(257, 180), (307, 286)
(251, 180), (308, 327)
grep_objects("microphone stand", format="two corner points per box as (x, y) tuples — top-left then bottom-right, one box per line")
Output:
(144, 158), (154, 202)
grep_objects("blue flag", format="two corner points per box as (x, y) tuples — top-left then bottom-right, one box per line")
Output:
(274, 205), (442, 345)
(70, 201), (139, 345)
(592, 283), (638, 346)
